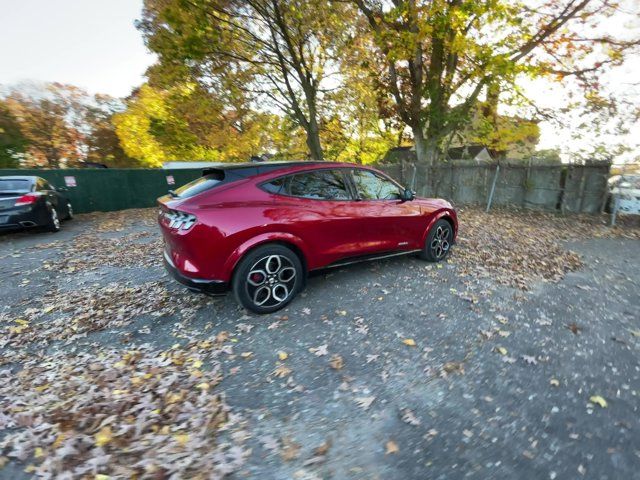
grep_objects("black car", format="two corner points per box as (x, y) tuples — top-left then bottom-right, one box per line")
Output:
(0, 176), (73, 232)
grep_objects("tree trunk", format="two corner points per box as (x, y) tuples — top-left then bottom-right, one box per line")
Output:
(412, 124), (430, 165)
(305, 120), (324, 161)
(425, 138), (440, 164)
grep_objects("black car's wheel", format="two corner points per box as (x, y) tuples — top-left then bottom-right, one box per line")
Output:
(420, 219), (453, 262)
(232, 244), (303, 314)
(45, 206), (61, 232)
(65, 202), (74, 220)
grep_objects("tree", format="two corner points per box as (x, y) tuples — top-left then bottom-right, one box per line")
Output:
(4, 83), (86, 168)
(113, 82), (299, 166)
(138, 0), (351, 160)
(0, 100), (27, 168)
(351, 0), (640, 164)
(85, 95), (136, 167)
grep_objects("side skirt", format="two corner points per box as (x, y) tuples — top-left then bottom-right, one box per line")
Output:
(313, 249), (422, 272)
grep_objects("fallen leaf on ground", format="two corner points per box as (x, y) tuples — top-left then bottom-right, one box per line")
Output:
(589, 395), (608, 408)
(385, 441), (399, 455)
(355, 396), (375, 410)
(278, 351), (289, 361)
(94, 426), (113, 447)
(566, 322), (582, 335)
(400, 408), (421, 426)
(272, 364), (292, 378)
(329, 354), (344, 370)
(309, 344), (328, 356)
(280, 437), (301, 461)
(402, 338), (416, 347)
(495, 346), (508, 356)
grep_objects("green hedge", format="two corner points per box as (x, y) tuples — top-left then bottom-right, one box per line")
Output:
(0, 169), (203, 214)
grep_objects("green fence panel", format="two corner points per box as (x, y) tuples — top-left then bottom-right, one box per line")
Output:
(0, 169), (203, 213)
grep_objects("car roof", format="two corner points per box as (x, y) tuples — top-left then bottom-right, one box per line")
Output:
(0, 176), (37, 182)
(201, 161), (363, 179)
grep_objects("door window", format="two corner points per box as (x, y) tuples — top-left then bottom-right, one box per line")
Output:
(288, 170), (351, 200)
(352, 169), (401, 200)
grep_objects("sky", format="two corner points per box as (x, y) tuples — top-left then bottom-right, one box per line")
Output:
(0, 0), (155, 97)
(0, 0), (637, 162)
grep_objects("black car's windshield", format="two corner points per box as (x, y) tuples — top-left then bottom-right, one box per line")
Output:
(0, 179), (31, 194)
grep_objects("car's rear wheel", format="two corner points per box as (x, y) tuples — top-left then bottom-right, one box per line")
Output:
(232, 244), (303, 314)
(420, 219), (453, 262)
(66, 202), (74, 220)
(46, 207), (61, 232)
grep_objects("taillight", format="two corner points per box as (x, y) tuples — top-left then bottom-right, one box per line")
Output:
(14, 193), (41, 206)
(162, 210), (197, 230)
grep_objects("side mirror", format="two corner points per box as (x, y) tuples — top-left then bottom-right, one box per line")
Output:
(401, 188), (415, 202)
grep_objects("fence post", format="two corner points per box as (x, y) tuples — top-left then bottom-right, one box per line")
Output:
(410, 163), (417, 191)
(486, 164), (500, 212)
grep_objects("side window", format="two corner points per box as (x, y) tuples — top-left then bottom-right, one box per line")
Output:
(262, 177), (286, 194)
(352, 169), (401, 200)
(36, 178), (51, 191)
(289, 170), (351, 200)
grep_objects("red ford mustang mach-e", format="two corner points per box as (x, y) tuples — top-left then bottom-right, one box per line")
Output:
(158, 162), (457, 313)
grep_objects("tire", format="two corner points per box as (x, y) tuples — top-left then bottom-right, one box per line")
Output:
(65, 202), (74, 220)
(420, 219), (453, 262)
(232, 244), (304, 314)
(45, 206), (61, 232)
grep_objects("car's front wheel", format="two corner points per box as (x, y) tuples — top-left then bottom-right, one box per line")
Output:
(420, 219), (453, 262)
(232, 244), (304, 314)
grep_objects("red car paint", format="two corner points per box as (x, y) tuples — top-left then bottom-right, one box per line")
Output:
(158, 162), (457, 289)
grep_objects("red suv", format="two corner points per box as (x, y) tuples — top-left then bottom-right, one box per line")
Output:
(158, 162), (457, 313)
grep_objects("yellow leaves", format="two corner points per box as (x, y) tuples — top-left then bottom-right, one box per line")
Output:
(9, 319), (30, 335)
(385, 440), (399, 455)
(191, 359), (203, 369)
(589, 395), (608, 408)
(495, 346), (508, 356)
(94, 426), (113, 447)
(34, 384), (49, 392)
(52, 433), (66, 448)
(402, 338), (416, 347)
(240, 352), (253, 359)
(34, 447), (44, 458)
(174, 433), (189, 446)
(277, 351), (288, 361)
(95, 475), (111, 480)
(166, 392), (183, 403)
(550, 378), (560, 387)
(629, 329), (640, 338)
(196, 383), (210, 391)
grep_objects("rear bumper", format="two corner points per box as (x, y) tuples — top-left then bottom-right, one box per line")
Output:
(0, 208), (45, 229)
(163, 250), (228, 294)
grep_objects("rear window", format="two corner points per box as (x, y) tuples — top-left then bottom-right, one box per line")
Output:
(171, 175), (223, 199)
(0, 179), (32, 194)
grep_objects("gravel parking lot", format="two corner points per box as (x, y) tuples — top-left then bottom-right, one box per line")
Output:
(1, 208), (639, 479)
